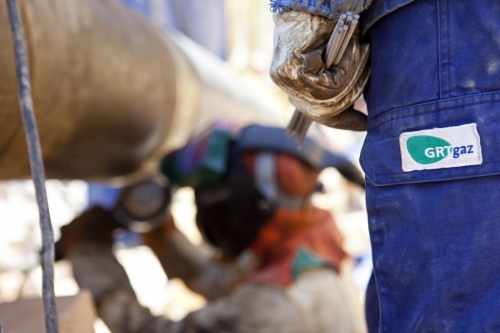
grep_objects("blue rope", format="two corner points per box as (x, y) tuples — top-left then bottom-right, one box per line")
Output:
(5, 0), (59, 332)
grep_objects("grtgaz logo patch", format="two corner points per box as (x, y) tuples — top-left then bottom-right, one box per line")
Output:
(400, 124), (482, 172)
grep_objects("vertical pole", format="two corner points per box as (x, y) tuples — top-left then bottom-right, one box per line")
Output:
(4, 0), (59, 332)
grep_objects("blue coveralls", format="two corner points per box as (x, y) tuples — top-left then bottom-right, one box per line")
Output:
(272, 0), (500, 332)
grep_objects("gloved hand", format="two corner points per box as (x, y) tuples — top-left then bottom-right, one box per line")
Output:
(59, 206), (134, 301)
(270, 10), (370, 130)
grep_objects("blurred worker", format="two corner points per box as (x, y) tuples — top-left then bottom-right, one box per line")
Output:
(60, 124), (367, 333)
(269, 0), (500, 332)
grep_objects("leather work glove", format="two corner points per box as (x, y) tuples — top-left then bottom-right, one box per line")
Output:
(270, 10), (370, 131)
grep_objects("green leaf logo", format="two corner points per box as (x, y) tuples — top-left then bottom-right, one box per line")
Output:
(407, 136), (452, 164)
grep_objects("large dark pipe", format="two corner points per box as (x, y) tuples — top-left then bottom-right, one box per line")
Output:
(0, 0), (278, 180)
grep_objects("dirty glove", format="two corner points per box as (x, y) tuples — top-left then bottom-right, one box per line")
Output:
(270, 10), (370, 130)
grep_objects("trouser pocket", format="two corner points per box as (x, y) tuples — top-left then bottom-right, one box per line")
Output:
(361, 92), (500, 333)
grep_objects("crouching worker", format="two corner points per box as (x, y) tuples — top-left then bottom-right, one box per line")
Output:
(60, 124), (367, 333)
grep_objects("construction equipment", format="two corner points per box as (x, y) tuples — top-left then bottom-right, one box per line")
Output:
(0, 0), (279, 181)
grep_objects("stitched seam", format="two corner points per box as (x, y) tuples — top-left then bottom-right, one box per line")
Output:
(372, 96), (500, 129)
(368, 90), (500, 129)
(437, 0), (442, 98)
(367, 160), (500, 177)
(366, 168), (500, 186)
(438, 0), (451, 98)
(446, 0), (451, 97)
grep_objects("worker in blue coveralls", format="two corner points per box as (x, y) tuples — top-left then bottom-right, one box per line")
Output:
(270, 0), (500, 332)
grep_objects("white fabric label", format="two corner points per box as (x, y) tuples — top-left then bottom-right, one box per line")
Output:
(400, 123), (482, 172)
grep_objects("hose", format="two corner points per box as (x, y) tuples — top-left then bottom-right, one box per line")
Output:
(5, 0), (59, 332)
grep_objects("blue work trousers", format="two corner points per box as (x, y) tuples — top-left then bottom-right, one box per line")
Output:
(361, 0), (500, 332)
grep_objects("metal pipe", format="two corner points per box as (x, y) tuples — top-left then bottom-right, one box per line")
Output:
(0, 0), (278, 180)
